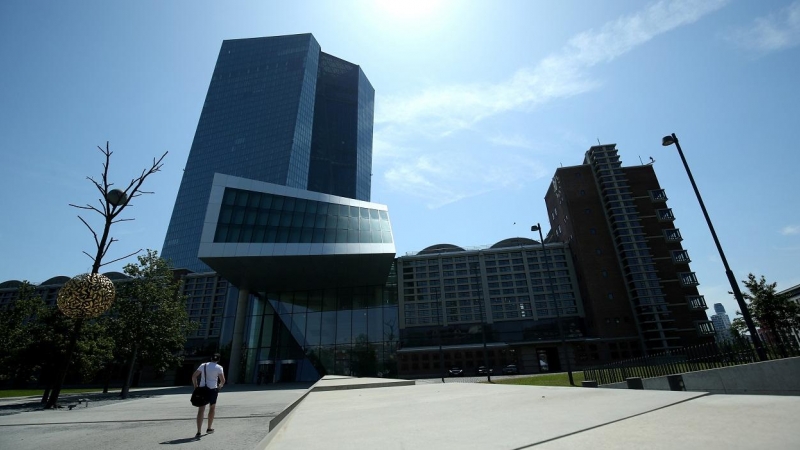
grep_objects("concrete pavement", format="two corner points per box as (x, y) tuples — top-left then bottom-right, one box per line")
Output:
(2, 378), (798, 449)
(262, 378), (800, 450)
(0, 384), (308, 450)
(536, 394), (799, 449)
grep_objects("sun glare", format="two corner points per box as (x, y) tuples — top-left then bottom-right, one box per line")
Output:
(375, 0), (443, 20)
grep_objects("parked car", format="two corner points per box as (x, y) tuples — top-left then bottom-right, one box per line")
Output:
(448, 367), (464, 377)
(502, 364), (519, 375)
(476, 366), (493, 375)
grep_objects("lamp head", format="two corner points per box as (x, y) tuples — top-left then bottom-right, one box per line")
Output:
(106, 189), (128, 207)
(662, 135), (676, 147)
(531, 225), (540, 232)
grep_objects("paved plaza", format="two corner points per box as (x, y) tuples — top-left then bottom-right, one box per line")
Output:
(1, 377), (799, 449)
(0, 384), (309, 450)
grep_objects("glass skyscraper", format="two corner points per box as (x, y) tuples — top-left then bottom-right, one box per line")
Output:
(162, 34), (375, 273)
(161, 34), (393, 384)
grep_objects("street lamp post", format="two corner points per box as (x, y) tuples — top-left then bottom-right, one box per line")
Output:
(471, 263), (491, 382)
(531, 224), (575, 385)
(661, 133), (766, 361)
(434, 287), (445, 383)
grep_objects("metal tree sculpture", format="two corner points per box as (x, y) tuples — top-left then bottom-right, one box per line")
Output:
(45, 142), (166, 408)
(56, 273), (116, 319)
(70, 142), (167, 275)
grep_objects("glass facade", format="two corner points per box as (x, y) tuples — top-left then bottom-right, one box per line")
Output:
(162, 34), (374, 272)
(307, 53), (374, 202)
(179, 269), (399, 383)
(240, 266), (399, 382)
(182, 275), (230, 339)
(213, 188), (392, 245)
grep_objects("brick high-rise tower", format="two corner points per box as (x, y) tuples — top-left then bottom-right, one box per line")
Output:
(544, 144), (713, 360)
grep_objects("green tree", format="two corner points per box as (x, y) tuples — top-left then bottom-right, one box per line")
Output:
(0, 282), (45, 385)
(738, 274), (800, 351)
(729, 317), (748, 339)
(0, 283), (113, 393)
(110, 250), (196, 398)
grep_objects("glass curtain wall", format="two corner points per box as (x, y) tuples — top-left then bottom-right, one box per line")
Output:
(243, 284), (398, 382)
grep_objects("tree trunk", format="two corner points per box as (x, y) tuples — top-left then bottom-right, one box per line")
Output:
(40, 363), (54, 404)
(45, 319), (83, 409)
(103, 363), (113, 394)
(41, 385), (51, 405)
(120, 344), (138, 399)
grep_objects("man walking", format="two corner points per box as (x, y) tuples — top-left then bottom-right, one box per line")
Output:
(192, 353), (226, 438)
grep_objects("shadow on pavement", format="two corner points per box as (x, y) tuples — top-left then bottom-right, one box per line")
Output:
(160, 435), (205, 444)
(0, 382), (315, 417)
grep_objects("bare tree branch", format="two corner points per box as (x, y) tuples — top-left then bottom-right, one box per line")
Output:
(76, 215), (100, 248)
(101, 237), (119, 261)
(72, 142), (167, 274)
(110, 151), (167, 220)
(69, 203), (105, 216)
(86, 176), (106, 197)
(99, 249), (143, 268)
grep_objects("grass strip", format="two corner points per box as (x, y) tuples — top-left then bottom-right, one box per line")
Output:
(0, 388), (104, 398)
(492, 372), (586, 387)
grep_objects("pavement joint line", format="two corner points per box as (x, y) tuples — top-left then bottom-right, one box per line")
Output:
(0, 414), (277, 427)
(508, 392), (712, 450)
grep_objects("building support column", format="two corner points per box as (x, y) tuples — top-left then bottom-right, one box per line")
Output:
(228, 288), (250, 384)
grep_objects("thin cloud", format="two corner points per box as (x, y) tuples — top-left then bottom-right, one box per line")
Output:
(488, 134), (535, 149)
(377, 0), (727, 136)
(727, 1), (800, 53)
(375, 0), (728, 207)
(383, 151), (548, 209)
(781, 225), (800, 235)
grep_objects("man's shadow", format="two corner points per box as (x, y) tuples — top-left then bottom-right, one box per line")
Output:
(160, 434), (204, 444)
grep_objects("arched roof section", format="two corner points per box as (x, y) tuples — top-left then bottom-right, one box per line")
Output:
(103, 271), (130, 281)
(41, 276), (71, 286)
(490, 237), (539, 249)
(0, 280), (23, 289)
(418, 244), (466, 255)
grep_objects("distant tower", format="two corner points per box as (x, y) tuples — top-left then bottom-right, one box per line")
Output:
(711, 303), (733, 342)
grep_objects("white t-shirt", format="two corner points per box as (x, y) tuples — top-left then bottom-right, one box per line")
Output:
(196, 362), (224, 389)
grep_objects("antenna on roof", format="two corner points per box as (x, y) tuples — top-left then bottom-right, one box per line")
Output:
(597, 138), (601, 145)
(648, 156), (655, 165)
(639, 155), (644, 165)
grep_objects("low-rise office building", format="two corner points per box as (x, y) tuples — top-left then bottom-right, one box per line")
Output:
(396, 239), (585, 378)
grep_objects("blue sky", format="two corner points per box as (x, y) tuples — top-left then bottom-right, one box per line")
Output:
(1, 0), (799, 319)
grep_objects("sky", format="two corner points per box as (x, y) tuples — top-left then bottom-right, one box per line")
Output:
(1, 0), (799, 320)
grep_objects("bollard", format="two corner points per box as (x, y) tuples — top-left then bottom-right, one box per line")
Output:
(626, 377), (644, 390)
(667, 374), (685, 391)
(582, 380), (598, 388)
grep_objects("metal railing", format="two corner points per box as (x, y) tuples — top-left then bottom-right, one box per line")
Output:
(583, 337), (800, 385)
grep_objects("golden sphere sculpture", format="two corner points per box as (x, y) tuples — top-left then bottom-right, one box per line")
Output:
(57, 273), (116, 319)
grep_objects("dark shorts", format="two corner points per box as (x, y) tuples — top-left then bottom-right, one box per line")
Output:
(208, 388), (219, 405)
